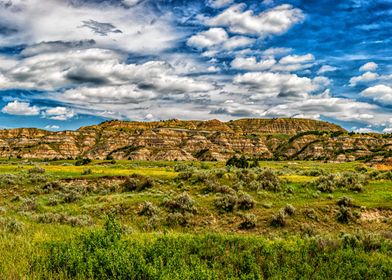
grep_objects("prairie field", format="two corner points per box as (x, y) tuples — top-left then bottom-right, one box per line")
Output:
(0, 159), (391, 279)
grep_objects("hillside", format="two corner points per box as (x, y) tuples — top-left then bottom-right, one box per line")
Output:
(0, 118), (390, 162)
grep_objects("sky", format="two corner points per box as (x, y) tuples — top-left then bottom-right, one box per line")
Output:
(0, 0), (391, 132)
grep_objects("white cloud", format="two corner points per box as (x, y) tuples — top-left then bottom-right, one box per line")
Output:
(204, 4), (304, 37)
(231, 57), (276, 71)
(383, 127), (392, 133)
(361, 84), (392, 105)
(263, 96), (385, 124)
(0, 49), (215, 94)
(187, 28), (228, 49)
(262, 47), (292, 57)
(359, 62), (378, 72)
(0, 0), (178, 53)
(318, 65), (338, 74)
(233, 72), (318, 99)
(59, 85), (156, 104)
(231, 52), (315, 72)
(44, 107), (75, 120)
(349, 71), (379, 86)
(206, 0), (234, 9)
(187, 28), (254, 52)
(354, 127), (376, 133)
(45, 125), (60, 130)
(1, 101), (40, 116)
(279, 54), (314, 65)
(223, 36), (255, 50)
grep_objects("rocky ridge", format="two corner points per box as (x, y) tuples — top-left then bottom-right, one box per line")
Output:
(0, 118), (391, 162)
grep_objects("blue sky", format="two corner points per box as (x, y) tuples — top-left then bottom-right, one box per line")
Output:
(0, 0), (391, 132)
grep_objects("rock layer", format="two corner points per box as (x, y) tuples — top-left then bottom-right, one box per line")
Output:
(0, 118), (390, 162)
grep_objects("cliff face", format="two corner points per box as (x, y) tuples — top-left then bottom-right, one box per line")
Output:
(0, 118), (390, 162)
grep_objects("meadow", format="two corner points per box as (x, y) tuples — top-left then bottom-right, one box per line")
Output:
(0, 158), (391, 279)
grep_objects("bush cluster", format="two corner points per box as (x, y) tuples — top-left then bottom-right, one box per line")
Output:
(122, 174), (154, 192)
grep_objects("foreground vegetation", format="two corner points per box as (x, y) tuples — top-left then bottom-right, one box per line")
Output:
(0, 158), (391, 279)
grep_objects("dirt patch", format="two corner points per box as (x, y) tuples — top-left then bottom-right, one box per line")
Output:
(360, 210), (391, 222)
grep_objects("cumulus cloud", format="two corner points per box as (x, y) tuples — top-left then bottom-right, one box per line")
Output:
(231, 53), (315, 72)
(0, 0), (177, 53)
(187, 28), (254, 52)
(1, 100), (40, 116)
(233, 72), (319, 99)
(187, 28), (228, 49)
(204, 4), (304, 37)
(59, 85), (156, 104)
(318, 65), (338, 74)
(44, 107), (75, 120)
(349, 71), (378, 86)
(279, 54), (314, 65)
(359, 62), (378, 72)
(263, 96), (385, 124)
(262, 47), (292, 57)
(361, 84), (392, 105)
(206, 0), (234, 9)
(231, 57), (276, 71)
(0, 48), (216, 94)
(45, 125), (60, 130)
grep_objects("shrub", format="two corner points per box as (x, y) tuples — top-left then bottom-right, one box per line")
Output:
(0, 217), (24, 233)
(19, 197), (38, 212)
(35, 213), (93, 227)
(300, 223), (317, 237)
(270, 210), (286, 227)
(144, 216), (160, 230)
(258, 170), (281, 192)
(28, 166), (46, 174)
(303, 208), (318, 221)
(226, 155), (249, 168)
(312, 172), (367, 193)
(313, 174), (336, 193)
(284, 204), (296, 216)
(60, 190), (82, 204)
(75, 158), (92, 166)
(42, 181), (62, 193)
(214, 194), (238, 212)
(337, 206), (355, 224)
(166, 212), (190, 227)
(337, 172), (367, 192)
(138, 202), (159, 217)
(82, 168), (92, 175)
(174, 163), (191, 172)
(239, 214), (257, 230)
(164, 193), (196, 214)
(337, 197), (354, 207)
(237, 192), (255, 210)
(122, 174), (154, 192)
(0, 174), (20, 188)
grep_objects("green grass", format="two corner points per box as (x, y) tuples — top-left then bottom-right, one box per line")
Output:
(0, 159), (391, 279)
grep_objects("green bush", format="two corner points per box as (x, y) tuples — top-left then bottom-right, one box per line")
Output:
(164, 193), (196, 214)
(28, 166), (46, 174)
(33, 221), (392, 279)
(0, 217), (24, 233)
(214, 193), (238, 212)
(239, 214), (257, 230)
(122, 174), (154, 192)
(138, 201), (158, 217)
(270, 210), (286, 227)
(75, 158), (92, 166)
(237, 192), (255, 210)
(284, 204), (296, 216)
(337, 206), (356, 224)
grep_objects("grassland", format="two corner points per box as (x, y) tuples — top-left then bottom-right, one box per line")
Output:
(0, 159), (391, 279)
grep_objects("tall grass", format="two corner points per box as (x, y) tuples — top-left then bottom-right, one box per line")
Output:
(32, 219), (392, 280)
